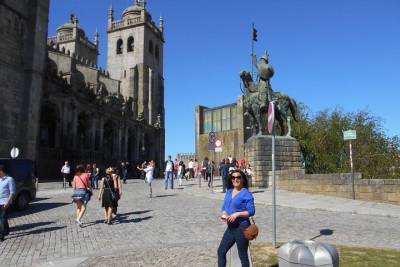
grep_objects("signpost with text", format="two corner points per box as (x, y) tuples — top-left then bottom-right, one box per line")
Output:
(343, 130), (357, 200)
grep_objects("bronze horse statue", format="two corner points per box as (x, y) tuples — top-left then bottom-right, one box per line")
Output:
(240, 70), (298, 136)
(240, 70), (264, 135)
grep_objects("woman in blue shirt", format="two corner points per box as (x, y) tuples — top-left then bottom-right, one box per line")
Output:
(218, 170), (255, 267)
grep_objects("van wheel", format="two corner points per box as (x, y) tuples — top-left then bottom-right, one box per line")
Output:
(16, 192), (30, 210)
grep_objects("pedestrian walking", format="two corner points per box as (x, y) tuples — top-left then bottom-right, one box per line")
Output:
(193, 158), (199, 178)
(121, 162), (128, 184)
(98, 167), (118, 225)
(138, 161), (147, 180)
(137, 160), (155, 198)
(85, 164), (92, 187)
(173, 158), (179, 179)
(220, 159), (230, 193)
(218, 170), (255, 267)
(71, 165), (92, 227)
(206, 161), (213, 187)
(202, 157), (209, 181)
(177, 161), (184, 186)
(61, 161), (71, 187)
(112, 167), (122, 216)
(164, 155), (174, 189)
(188, 159), (194, 179)
(91, 163), (99, 189)
(0, 164), (16, 241)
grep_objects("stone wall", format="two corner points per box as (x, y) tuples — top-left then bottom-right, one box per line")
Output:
(276, 170), (400, 205)
(0, 0), (50, 160)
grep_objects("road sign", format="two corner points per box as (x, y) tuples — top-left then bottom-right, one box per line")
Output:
(215, 147), (223, 153)
(208, 131), (216, 144)
(215, 139), (222, 147)
(10, 147), (19, 159)
(343, 130), (357, 141)
(268, 101), (275, 134)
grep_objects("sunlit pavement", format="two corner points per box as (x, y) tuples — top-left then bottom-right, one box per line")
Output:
(1, 177), (399, 266)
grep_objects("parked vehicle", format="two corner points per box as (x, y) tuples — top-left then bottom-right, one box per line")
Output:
(0, 159), (37, 210)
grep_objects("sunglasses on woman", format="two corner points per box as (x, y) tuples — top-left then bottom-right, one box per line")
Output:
(231, 174), (242, 180)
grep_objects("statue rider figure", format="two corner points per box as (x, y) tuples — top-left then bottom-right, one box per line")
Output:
(252, 51), (274, 110)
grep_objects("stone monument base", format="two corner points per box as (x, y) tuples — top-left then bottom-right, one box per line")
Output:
(245, 135), (303, 187)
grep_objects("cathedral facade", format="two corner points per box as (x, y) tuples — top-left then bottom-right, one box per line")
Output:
(0, 1), (165, 179)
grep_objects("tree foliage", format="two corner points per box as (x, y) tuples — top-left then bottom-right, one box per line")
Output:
(293, 105), (400, 179)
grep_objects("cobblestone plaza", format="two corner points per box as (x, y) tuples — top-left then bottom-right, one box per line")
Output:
(1, 178), (399, 266)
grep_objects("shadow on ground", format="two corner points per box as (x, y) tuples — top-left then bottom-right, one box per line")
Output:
(9, 221), (56, 232)
(10, 202), (70, 218)
(310, 229), (334, 240)
(154, 194), (177, 198)
(7, 226), (66, 239)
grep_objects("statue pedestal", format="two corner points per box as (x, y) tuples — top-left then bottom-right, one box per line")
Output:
(245, 135), (303, 187)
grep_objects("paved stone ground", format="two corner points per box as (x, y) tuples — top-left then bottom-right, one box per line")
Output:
(0, 177), (399, 267)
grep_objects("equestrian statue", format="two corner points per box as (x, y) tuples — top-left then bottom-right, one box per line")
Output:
(240, 50), (298, 136)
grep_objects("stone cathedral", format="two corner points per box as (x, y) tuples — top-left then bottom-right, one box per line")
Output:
(0, 0), (165, 179)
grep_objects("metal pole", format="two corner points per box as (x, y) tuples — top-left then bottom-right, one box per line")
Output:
(350, 141), (355, 200)
(211, 163), (214, 193)
(272, 131), (277, 248)
(251, 23), (254, 78)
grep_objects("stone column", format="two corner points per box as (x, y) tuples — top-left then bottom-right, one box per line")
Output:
(90, 114), (96, 151)
(148, 68), (153, 125)
(245, 135), (303, 187)
(99, 116), (104, 151)
(123, 126), (128, 160)
(71, 106), (78, 149)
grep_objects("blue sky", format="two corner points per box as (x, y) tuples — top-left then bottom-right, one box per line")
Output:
(49, 0), (400, 158)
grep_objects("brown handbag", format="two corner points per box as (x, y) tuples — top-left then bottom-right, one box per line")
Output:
(243, 217), (258, 240)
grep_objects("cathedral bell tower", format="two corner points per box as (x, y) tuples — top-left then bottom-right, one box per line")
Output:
(107, 0), (164, 125)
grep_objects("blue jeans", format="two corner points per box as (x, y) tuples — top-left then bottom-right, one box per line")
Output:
(122, 170), (128, 183)
(217, 223), (250, 267)
(164, 171), (173, 189)
(91, 175), (99, 189)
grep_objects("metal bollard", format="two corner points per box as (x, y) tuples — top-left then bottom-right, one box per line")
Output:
(278, 240), (339, 267)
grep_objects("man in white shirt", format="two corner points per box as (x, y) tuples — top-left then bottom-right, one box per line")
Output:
(164, 155), (174, 189)
(188, 159), (194, 179)
(61, 161), (71, 187)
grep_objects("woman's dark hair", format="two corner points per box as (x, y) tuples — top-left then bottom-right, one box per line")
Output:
(227, 170), (248, 189)
(75, 164), (85, 174)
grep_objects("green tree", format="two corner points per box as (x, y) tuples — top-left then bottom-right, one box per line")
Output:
(293, 105), (400, 179)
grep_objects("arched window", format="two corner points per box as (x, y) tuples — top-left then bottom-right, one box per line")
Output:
(155, 45), (159, 60)
(148, 40), (153, 54)
(127, 36), (134, 52)
(116, 39), (123, 54)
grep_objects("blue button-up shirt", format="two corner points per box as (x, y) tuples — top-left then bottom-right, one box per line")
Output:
(221, 188), (255, 226)
(0, 175), (16, 205)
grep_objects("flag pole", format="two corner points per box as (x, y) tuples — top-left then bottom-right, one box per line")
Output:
(251, 23), (254, 78)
